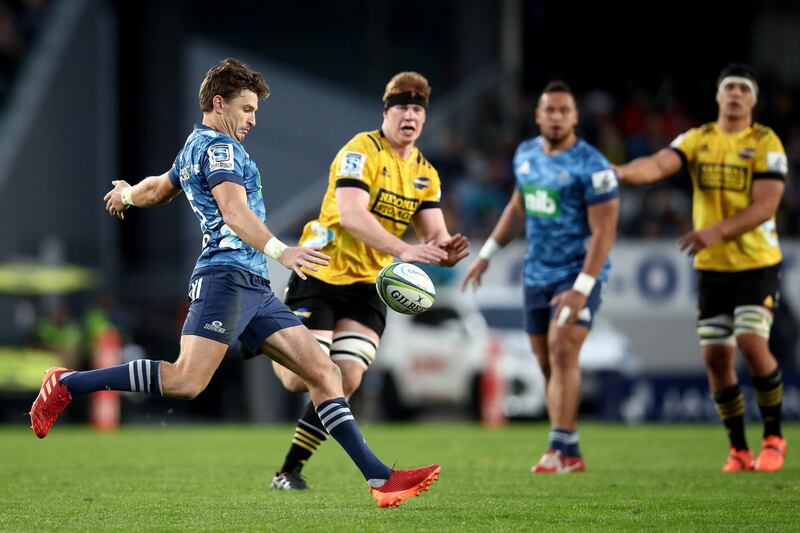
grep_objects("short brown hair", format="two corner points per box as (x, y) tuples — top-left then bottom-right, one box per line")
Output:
(382, 71), (431, 108)
(198, 58), (270, 113)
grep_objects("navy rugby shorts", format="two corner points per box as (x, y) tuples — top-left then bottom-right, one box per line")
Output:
(182, 266), (302, 352)
(523, 273), (603, 335)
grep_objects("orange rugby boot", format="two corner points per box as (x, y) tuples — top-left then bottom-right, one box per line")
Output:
(370, 464), (440, 508)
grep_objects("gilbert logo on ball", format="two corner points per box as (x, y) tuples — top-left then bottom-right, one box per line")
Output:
(375, 262), (436, 315)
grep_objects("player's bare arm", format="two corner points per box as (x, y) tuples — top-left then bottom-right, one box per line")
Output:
(104, 171), (182, 219)
(552, 198), (619, 325)
(411, 208), (469, 267)
(460, 188), (525, 292)
(614, 148), (683, 186)
(678, 179), (784, 256)
(212, 181), (329, 279)
(336, 186), (447, 264)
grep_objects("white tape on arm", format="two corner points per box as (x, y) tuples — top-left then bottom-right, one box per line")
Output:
(478, 238), (502, 260)
(121, 187), (136, 207)
(572, 272), (596, 297)
(263, 237), (288, 260)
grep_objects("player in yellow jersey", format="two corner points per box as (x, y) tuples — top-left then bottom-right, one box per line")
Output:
(270, 72), (469, 490)
(615, 64), (788, 473)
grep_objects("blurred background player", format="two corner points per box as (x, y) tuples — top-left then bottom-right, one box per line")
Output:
(29, 58), (440, 507)
(269, 71), (469, 490)
(460, 81), (619, 473)
(614, 63), (788, 473)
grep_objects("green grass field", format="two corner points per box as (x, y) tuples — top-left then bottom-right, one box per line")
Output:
(1, 422), (798, 532)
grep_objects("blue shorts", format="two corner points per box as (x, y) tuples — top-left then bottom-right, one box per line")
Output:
(523, 274), (603, 335)
(182, 266), (302, 352)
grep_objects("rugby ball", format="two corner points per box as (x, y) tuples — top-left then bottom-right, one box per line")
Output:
(376, 262), (436, 315)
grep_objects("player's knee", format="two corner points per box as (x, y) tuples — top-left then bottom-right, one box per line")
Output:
(733, 305), (773, 341)
(736, 332), (772, 361)
(546, 339), (579, 371)
(697, 314), (734, 347)
(330, 331), (377, 372)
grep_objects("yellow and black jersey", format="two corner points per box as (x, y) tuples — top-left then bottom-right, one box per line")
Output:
(670, 122), (787, 272)
(298, 129), (442, 285)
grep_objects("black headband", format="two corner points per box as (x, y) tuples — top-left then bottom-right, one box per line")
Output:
(384, 92), (428, 110)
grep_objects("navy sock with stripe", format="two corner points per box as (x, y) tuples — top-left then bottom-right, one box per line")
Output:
(60, 360), (162, 397)
(549, 428), (581, 457)
(316, 397), (391, 486)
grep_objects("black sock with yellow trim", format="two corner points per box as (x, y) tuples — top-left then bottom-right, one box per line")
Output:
(279, 400), (328, 474)
(752, 368), (783, 438)
(713, 385), (747, 451)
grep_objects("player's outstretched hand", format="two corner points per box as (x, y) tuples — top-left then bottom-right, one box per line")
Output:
(459, 258), (489, 292)
(399, 243), (449, 264)
(437, 233), (470, 267)
(104, 180), (131, 219)
(677, 226), (722, 256)
(279, 246), (330, 280)
(550, 289), (587, 327)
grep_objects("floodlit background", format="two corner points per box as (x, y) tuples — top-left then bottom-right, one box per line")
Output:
(1, 0), (799, 427)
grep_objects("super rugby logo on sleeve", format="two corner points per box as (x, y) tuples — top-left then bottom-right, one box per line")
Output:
(208, 143), (234, 172)
(521, 184), (559, 218)
(591, 169), (619, 195)
(340, 151), (367, 178)
(371, 189), (419, 223)
(767, 151), (788, 174)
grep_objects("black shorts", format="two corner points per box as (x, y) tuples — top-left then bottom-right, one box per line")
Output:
(283, 273), (387, 336)
(697, 263), (780, 320)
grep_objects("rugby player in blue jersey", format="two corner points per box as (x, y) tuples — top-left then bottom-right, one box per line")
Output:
(461, 81), (619, 473)
(29, 58), (439, 507)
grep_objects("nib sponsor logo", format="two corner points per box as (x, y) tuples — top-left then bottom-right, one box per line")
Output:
(521, 185), (560, 218)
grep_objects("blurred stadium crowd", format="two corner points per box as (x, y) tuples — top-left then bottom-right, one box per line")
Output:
(0, 0), (48, 105)
(429, 74), (800, 240)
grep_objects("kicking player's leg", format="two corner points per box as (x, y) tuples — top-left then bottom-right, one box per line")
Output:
(248, 288), (437, 506)
(262, 324), (438, 507)
(274, 321), (378, 488)
(30, 335), (228, 438)
(30, 266), (262, 438)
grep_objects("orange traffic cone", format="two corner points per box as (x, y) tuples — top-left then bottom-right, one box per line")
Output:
(480, 334), (507, 427)
(90, 329), (121, 432)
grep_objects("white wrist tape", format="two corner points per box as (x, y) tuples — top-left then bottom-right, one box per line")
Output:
(121, 187), (136, 207)
(478, 238), (502, 260)
(263, 237), (288, 260)
(572, 272), (596, 297)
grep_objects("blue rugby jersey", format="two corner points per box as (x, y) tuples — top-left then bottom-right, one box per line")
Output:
(514, 136), (618, 288)
(169, 125), (269, 279)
